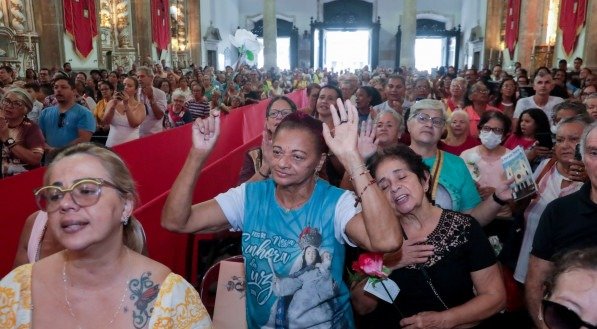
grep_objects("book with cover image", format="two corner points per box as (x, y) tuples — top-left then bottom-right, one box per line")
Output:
(501, 146), (537, 201)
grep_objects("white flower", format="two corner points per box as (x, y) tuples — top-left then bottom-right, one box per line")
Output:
(229, 29), (260, 52)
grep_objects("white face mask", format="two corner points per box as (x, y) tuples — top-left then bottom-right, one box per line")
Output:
(479, 130), (503, 149)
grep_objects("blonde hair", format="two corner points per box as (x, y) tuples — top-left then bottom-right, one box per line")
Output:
(45, 143), (145, 253)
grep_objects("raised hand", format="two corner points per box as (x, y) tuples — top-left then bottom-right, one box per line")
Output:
(260, 125), (273, 174)
(357, 119), (378, 160)
(191, 111), (220, 153)
(322, 98), (359, 162)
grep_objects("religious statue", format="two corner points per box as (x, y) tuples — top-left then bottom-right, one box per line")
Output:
(10, 0), (27, 32)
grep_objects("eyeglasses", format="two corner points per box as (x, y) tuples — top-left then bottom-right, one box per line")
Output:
(58, 112), (66, 128)
(414, 112), (445, 128)
(480, 126), (504, 135)
(268, 109), (293, 119)
(1, 98), (24, 108)
(474, 89), (490, 94)
(34, 178), (125, 213)
(542, 299), (597, 329)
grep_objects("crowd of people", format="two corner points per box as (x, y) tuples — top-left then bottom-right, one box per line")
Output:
(1, 57), (596, 329)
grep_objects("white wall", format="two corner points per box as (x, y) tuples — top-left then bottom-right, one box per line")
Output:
(459, 0), (487, 69)
(201, 0), (240, 69)
(62, 34), (100, 70)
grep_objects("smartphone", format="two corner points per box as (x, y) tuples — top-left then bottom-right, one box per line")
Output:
(536, 132), (553, 149)
(575, 144), (583, 161)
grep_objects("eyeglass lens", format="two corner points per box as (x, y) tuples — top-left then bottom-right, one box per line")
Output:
(543, 300), (597, 329)
(35, 180), (102, 212)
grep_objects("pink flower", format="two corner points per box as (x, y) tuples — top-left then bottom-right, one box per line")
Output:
(352, 253), (386, 278)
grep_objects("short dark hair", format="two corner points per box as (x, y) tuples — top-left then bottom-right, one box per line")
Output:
(53, 75), (75, 88)
(358, 86), (383, 107)
(0, 65), (13, 74)
(274, 112), (328, 155)
(265, 95), (297, 118)
(369, 144), (432, 202)
(478, 110), (512, 136)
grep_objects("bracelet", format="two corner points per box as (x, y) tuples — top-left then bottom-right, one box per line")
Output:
(354, 178), (377, 207)
(349, 164), (367, 177)
(349, 169), (370, 182)
(492, 192), (507, 206)
(257, 169), (269, 178)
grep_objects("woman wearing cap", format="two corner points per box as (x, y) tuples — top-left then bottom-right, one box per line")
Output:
(162, 100), (403, 328)
(0, 87), (45, 177)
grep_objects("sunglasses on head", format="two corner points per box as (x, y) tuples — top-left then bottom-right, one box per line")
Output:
(542, 299), (597, 329)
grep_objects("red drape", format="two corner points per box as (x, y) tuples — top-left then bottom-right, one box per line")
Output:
(63, 0), (97, 58)
(504, 0), (521, 59)
(151, 0), (171, 51)
(559, 0), (587, 56)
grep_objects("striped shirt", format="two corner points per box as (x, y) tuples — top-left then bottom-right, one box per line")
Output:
(185, 99), (210, 120)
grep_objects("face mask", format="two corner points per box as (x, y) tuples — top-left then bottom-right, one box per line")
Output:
(479, 130), (502, 149)
(550, 124), (559, 135)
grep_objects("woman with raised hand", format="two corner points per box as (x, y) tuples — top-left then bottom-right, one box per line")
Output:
(1, 143), (212, 328)
(162, 99), (403, 328)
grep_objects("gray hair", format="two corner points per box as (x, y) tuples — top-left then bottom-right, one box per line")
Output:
(375, 108), (405, 134)
(553, 100), (587, 117)
(171, 89), (186, 101)
(580, 121), (597, 161)
(584, 93), (597, 102)
(4, 87), (34, 113)
(448, 109), (470, 122)
(136, 66), (153, 77)
(409, 99), (446, 121)
(557, 115), (593, 135)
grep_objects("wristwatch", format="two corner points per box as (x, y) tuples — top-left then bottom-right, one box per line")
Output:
(4, 138), (16, 148)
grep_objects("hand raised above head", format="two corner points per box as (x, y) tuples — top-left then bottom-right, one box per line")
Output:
(191, 111), (220, 153)
(358, 119), (378, 160)
(322, 98), (359, 163)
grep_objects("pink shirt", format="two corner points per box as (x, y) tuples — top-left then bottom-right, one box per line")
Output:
(462, 105), (501, 137)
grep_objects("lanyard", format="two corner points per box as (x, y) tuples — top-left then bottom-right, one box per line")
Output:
(429, 150), (444, 202)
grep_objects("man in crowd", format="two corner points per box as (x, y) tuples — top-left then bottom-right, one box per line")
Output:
(0, 65), (14, 87)
(513, 71), (563, 128)
(373, 75), (409, 115)
(38, 68), (51, 84)
(185, 84), (210, 120)
(38, 76), (95, 156)
(525, 121), (597, 329)
(137, 66), (167, 137)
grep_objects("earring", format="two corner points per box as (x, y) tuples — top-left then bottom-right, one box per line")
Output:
(424, 186), (429, 192)
(121, 216), (130, 226)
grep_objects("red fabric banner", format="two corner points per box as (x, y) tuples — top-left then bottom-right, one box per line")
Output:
(151, 0), (171, 51)
(504, 0), (521, 58)
(63, 0), (97, 58)
(559, 0), (587, 56)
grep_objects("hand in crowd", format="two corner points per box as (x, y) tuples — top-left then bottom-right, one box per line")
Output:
(260, 125), (273, 175)
(357, 119), (378, 160)
(142, 85), (154, 100)
(400, 311), (450, 329)
(322, 99), (359, 162)
(476, 185), (496, 201)
(566, 159), (588, 182)
(494, 177), (515, 202)
(526, 145), (552, 161)
(384, 237), (434, 270)
(191, 110), (220, 153)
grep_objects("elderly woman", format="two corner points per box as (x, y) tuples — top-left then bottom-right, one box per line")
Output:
(461, 111), (513, 219)
(162, 100), (403, 328)
(463, 81), (501, 138)
(164, 90), (193, 129)
(351, 145), (506, 328)
(405, 99), (512, 226)
(0, 87), (45, 177)
(513, 115), (592, 284)
(102, 76), (146, 147)
(0, 143), (212, 328)
(541, 247), (597, 329)
(443, 77), (467, 114)
(440, 110), (481, 156)
(585, 93), (597, 120)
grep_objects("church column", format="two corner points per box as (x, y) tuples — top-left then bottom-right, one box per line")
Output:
(517, 0), (545, 72)
(186, 0), (201, 66)
(263, 0), (277, 69)
(33, 1), (63, 70)
(400, 0), (416, 69)
(131, 0), (151, 65)
(583, 0), (597, 67)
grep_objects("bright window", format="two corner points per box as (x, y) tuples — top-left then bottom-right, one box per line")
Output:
(415, 38), (443, 74)
(323, 30), (370, 71)
(257, 37), (290, 70)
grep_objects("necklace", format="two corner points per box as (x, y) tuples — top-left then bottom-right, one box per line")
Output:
(62, 249), (130, 329)
(501, 101), (513, 106)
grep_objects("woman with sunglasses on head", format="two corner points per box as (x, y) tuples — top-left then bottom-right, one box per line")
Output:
(0, 87), (45, 178)
(463, 81), (501, 138)
(351, 144), (506, 329)
(541, 247), (597, 329)
(162, 100), (403, 328)
(1, 143), (212, 328)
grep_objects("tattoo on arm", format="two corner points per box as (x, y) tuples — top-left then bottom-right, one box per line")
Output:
(129, 271), (160, 329)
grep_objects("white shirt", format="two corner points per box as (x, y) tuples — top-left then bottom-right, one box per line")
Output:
(513, 95), (564, 127)
(138, 86), (167, 136)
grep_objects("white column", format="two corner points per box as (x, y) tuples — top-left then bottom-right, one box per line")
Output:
(263, 0), (277, 69)
(400, 0), (417, 69)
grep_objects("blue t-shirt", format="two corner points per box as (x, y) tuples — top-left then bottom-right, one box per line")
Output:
(39, 104), (96, 148)
(423, 150), (481, 212)
(215, 179), (358, 329)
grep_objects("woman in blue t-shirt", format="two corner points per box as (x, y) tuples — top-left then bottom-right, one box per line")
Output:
(162, 99), (403, 328)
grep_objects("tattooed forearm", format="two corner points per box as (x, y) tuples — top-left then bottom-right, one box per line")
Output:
(129, 272), (160, 329)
